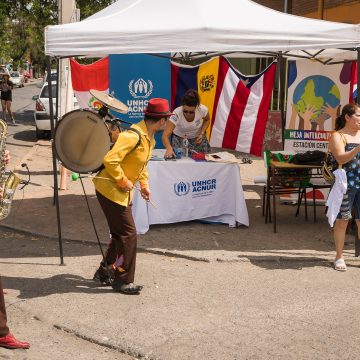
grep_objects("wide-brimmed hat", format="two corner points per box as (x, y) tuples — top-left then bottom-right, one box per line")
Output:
(144, 98), (173, 117)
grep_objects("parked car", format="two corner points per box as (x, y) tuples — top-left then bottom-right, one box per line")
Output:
(9, 71), (24, 88)
(32, 82), (79, 139)
(42, 70), (58, 86)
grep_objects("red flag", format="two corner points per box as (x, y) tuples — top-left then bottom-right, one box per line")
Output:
(70, 57), (109, 109)
(350, 61), (358, 103)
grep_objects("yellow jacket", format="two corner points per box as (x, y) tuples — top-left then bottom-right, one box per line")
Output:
(93, 120), (154, 206)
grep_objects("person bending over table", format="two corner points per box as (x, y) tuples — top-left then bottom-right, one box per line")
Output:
(162, 89), (211, 158)
(92, 98), (172, 294)
(328, 103), (360, 272)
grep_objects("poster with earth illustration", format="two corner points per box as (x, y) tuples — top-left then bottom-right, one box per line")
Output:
(284, 60), (352, 152)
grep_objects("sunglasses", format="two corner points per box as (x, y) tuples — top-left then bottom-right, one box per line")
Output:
(183, 110), (195, 115)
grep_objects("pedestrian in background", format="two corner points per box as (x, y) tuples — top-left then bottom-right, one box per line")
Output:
(0, 74), (15, 125)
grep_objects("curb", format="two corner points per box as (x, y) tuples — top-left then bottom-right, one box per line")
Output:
(12, 299), (160, 360)
(3, 223), (359, 264)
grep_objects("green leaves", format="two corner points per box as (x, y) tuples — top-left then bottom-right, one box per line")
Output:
(0, 0), (112, 72)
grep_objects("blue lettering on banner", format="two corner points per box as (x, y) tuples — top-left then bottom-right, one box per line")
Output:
(174, 178), (216, 197)
(192, 179), (216, 192)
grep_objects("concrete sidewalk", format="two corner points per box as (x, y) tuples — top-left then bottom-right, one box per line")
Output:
(1, 140), (357, 263)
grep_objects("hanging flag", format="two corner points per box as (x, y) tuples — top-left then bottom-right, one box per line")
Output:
(171, 57), (219, 138)
(210, 57), (276, 156)
(70, 57), (109, 109)
(350, 61), (358, 103)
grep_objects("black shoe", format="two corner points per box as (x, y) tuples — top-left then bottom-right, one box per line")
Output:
(93, 266), (113, 286)
(112, 281), (143, 295)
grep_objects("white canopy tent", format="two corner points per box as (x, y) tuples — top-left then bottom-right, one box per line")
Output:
(45, 0), (360, 57)
(43, 0), (360, 263)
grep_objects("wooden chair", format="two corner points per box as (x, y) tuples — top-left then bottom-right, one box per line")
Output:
(265, 161), (312, 232)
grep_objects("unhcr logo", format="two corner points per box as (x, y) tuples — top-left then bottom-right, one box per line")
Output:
(174, 181), (190, 196)
(128, 78), (153, 98)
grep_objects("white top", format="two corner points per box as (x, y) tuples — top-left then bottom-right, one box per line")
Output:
(326, 168), (347, 227)
(170, 104), (208, 139)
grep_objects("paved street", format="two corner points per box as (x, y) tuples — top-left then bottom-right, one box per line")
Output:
(1, 227), (360, 360)
(1, 81), (360, 359)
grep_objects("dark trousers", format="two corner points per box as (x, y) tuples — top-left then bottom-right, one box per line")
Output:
(0, 276), (9, 337)
(96, 191), (137, 284)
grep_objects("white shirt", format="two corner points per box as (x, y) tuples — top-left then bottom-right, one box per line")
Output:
(326, 168), (347, 227)
(170, 104), (208, 139)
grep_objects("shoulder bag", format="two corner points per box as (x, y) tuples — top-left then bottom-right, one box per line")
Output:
(322, 132), (346, 185)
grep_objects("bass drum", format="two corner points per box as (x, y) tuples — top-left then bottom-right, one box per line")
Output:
(54, 109), (111, 173)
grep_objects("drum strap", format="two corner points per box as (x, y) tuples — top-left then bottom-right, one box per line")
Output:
(125, 128), (142, 151)
(98, 128), (142, 172)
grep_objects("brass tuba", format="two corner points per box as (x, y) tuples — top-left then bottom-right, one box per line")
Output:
(0, 120), (21, 220)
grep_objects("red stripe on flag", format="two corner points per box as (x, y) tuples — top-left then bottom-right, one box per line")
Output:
(170, 63), (179, 111)
(350, 60), (357, 103)
(250, 63), (277, 156)
(210, 57), (228, 131)
(222, 81), (250, 149)
(70, 57), (109, 91)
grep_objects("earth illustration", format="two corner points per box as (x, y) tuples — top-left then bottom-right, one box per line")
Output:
(293, 75), (340, 120)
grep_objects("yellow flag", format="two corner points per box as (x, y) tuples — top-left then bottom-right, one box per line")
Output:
(197, 57), (219, 139)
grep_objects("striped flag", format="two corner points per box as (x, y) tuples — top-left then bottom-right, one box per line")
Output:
(171, 57), (276, 156)
(350, 61), (358, 103)
(210, 57), (276, 156)
(171, 57), (219, 139)
(70, 57), (109, 109)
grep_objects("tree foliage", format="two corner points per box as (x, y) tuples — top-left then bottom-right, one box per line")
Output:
(0, 0), (113, 72)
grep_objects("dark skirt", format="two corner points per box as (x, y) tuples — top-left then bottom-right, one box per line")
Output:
(171, 133), (211, 154)
(0, 91), (12, 102)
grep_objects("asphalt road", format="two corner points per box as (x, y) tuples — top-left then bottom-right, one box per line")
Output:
(1, 225), (360, 360)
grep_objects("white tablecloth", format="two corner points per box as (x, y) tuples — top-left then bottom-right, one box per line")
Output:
(132, 157), (249, 234)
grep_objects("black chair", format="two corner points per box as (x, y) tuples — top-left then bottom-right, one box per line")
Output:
(265, 164), (311, 232)
(296, 179), (331, 222)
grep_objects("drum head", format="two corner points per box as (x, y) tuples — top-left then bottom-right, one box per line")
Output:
(54, 109), (111, 173)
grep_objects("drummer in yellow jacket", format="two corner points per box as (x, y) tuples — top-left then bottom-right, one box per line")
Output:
(93, 98), (172, 294)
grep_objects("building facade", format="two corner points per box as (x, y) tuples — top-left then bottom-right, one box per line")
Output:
(254, 0), (360, 23)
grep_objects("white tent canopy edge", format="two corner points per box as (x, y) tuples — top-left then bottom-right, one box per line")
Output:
(44, 0), (360, 57)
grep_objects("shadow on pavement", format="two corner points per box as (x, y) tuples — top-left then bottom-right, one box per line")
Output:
(2, 274), (113, 299)
(1, 194), (350, 256)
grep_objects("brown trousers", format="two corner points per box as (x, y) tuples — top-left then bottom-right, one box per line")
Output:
(0, 276), (9, 336)
(96, 191), (137, 284)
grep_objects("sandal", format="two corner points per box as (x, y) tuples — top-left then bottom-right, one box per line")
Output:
(334, 258), (347, 272)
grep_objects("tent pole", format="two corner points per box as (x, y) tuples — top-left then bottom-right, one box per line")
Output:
(53, 59), (60, 205)
(46, 56), (64, 265)
(278, 54), (286, 149)
(357, 48), (360, 104)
